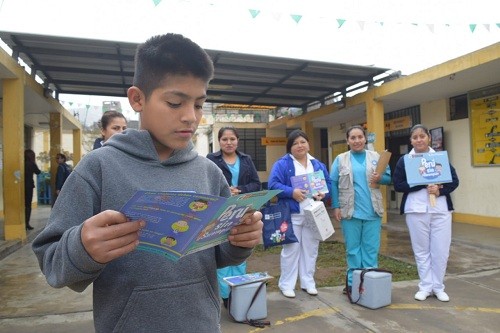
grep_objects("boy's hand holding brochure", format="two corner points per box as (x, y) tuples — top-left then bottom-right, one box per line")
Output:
(227, 209), (263, 248)
(81, 210), (146, 264)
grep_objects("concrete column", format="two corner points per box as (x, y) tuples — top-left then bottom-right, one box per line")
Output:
(366, 96), (388, 223)
(50, 112), (62, 199)
(366, 98), (385, 152)
(2, 78), (26, 240)
(302, 121), (315, 156)
(72, 128), (82, 166)
(265, 128), (286, 180)
(43, 131), (50, 170)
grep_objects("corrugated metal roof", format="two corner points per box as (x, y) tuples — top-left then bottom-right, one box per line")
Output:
(0, 31), (392, 108)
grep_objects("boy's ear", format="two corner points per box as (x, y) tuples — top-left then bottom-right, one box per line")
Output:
(127, 86), (145, 113)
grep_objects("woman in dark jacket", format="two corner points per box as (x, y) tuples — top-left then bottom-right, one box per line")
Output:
(206, 126), (261, 307)
(24, 149), (41, 230)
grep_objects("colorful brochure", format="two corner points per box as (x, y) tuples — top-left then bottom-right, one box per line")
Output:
(223, 272), (273, 287)
(404, 151), (452, 187)
(290, 170), (329, 198)
(121, 190), (281, 261)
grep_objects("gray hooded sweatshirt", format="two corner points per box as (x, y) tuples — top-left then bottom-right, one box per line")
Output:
(32, 129), (252, 333)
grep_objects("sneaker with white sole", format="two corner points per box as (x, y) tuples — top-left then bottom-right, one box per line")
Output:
(434, 291), (450, 302)
(281, 289), (296, 298)
(302, 287), (318, 296)
(414, 291), (431, 301)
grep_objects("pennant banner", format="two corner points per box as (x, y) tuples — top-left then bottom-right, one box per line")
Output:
(291, 14), (302, 24)
(236, 7), (500, 33)
(271, 12), (282, 21)
(249, 9), (260, 19)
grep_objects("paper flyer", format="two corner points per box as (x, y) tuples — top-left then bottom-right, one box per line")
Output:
(290, 170), (329, 198)
(404, 151), (452, 187)
(223, 272), (273, 287)
(121, 189), (281, 261)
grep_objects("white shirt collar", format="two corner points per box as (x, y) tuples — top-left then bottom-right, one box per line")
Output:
(409, 147), (435, 155)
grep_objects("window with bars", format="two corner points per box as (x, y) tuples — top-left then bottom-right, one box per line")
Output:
(449, 94), (469, 121)
(238, 128), (267, 171)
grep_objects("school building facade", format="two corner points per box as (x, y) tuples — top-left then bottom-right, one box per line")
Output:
(1, 38), (499, 242)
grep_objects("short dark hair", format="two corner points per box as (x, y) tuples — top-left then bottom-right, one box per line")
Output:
(286, 129), (309, 153)
(99, 111), (127, 131)
(410, 124), (430, 136)
(56, 153), (67, 162)
(346, 125), (366, 139)
(133, 34), (214, 98)
(218, 126), (239, 141)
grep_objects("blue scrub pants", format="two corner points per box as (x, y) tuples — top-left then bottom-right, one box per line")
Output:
(341, 217), (381, 286)
(217, 262), (247, 299)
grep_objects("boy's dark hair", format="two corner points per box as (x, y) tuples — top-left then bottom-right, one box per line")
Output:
(286, 129), (309, 153)
(133, 33), (214, 98)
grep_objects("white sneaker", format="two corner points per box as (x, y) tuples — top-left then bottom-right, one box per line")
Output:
(414, 291), (431, 301)
(434, 291), (450, 302)
(302, 287), (318, 296)
(281, 289), (296, 298)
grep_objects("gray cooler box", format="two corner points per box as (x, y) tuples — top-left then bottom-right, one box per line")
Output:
(351, 269), (392, 309)
(229, 282), (267, 322)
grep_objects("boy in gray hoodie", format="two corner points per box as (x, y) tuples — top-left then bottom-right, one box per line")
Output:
(32, 33), (264, 333)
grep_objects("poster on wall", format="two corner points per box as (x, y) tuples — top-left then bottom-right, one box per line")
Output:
(470, 93), (500, 166)
(430, 127), (444, 152)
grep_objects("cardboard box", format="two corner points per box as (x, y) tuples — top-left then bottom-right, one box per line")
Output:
(303, 201), (335, 241)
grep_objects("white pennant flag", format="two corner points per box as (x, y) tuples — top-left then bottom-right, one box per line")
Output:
(271, 12), (282, 21)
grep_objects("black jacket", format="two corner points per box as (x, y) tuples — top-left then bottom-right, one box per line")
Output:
(206, 150), (261, 193)
(25, 161), (41, 189)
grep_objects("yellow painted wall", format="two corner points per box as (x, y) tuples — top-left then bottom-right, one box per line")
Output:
(0, 127), (3, 212)
(420, 98), (500, 221)
(265, 128), (287, 182)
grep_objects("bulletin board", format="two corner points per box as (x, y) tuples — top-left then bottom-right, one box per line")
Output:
(470, 93), (499, 166)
